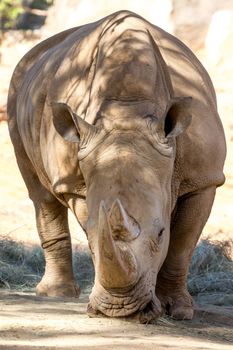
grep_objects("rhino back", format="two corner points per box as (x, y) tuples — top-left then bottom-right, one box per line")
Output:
(8, 10), (226, 197)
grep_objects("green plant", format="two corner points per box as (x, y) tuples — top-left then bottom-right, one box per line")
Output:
(29, 0), (53, 10)
(0, 0), (24, 29)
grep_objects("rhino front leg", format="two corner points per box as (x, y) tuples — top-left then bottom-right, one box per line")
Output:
(34, 198), (80, 298)
(156, 186), (216, 320)
(8, 118), (79, 298)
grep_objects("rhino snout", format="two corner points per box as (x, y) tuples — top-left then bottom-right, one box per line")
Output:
(97, 199), (140, 290)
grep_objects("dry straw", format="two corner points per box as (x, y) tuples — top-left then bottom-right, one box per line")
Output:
(0, 237), (232, 305)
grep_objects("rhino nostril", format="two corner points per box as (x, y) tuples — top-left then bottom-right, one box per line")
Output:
(138, 296), (162, 323)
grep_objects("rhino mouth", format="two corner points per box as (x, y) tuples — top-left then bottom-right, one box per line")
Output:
(87, 280), (162, 323)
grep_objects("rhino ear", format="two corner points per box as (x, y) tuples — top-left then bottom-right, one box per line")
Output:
(164, 97), (192, 139)
(51, 102), (96, 143)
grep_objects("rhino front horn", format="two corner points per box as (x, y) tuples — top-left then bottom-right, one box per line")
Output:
(97, 201), (139, 290)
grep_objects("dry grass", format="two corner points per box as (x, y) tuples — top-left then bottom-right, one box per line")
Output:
(188, 238), (233, 306)
(0, 238), (94, 292)
(0, 239), (44, 290)
(188, 239), (233, 292)
(0, 237), (232, 305)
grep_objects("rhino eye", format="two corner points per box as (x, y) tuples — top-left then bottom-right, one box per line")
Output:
(158, 228), (165, 238)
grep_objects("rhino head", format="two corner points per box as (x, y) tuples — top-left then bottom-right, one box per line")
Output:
(52, 98), (191, 322)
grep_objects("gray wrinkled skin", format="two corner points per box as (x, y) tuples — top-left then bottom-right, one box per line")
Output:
(7, 11), (226, 323)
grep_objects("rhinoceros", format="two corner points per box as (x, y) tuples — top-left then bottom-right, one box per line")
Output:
(7, 10), (226, 323)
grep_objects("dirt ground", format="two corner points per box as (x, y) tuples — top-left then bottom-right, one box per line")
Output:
(0, 291), (232, 349)
(0, 29), (233, 349)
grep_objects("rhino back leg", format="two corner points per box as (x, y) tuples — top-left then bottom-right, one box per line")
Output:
(156, 186), (216, 320)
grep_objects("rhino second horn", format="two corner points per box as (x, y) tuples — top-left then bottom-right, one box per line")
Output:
(97, 201), (139, 290)
(109, 199), (141, 241)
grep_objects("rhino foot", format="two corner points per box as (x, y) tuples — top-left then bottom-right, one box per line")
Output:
(158, 290), (194, 320)
(36, 279), (80, 298)
(169, 304), (194, 320)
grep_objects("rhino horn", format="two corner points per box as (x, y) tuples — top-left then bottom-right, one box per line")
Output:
(109, 199), (141, 241)
(97, 201), (139, 290)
